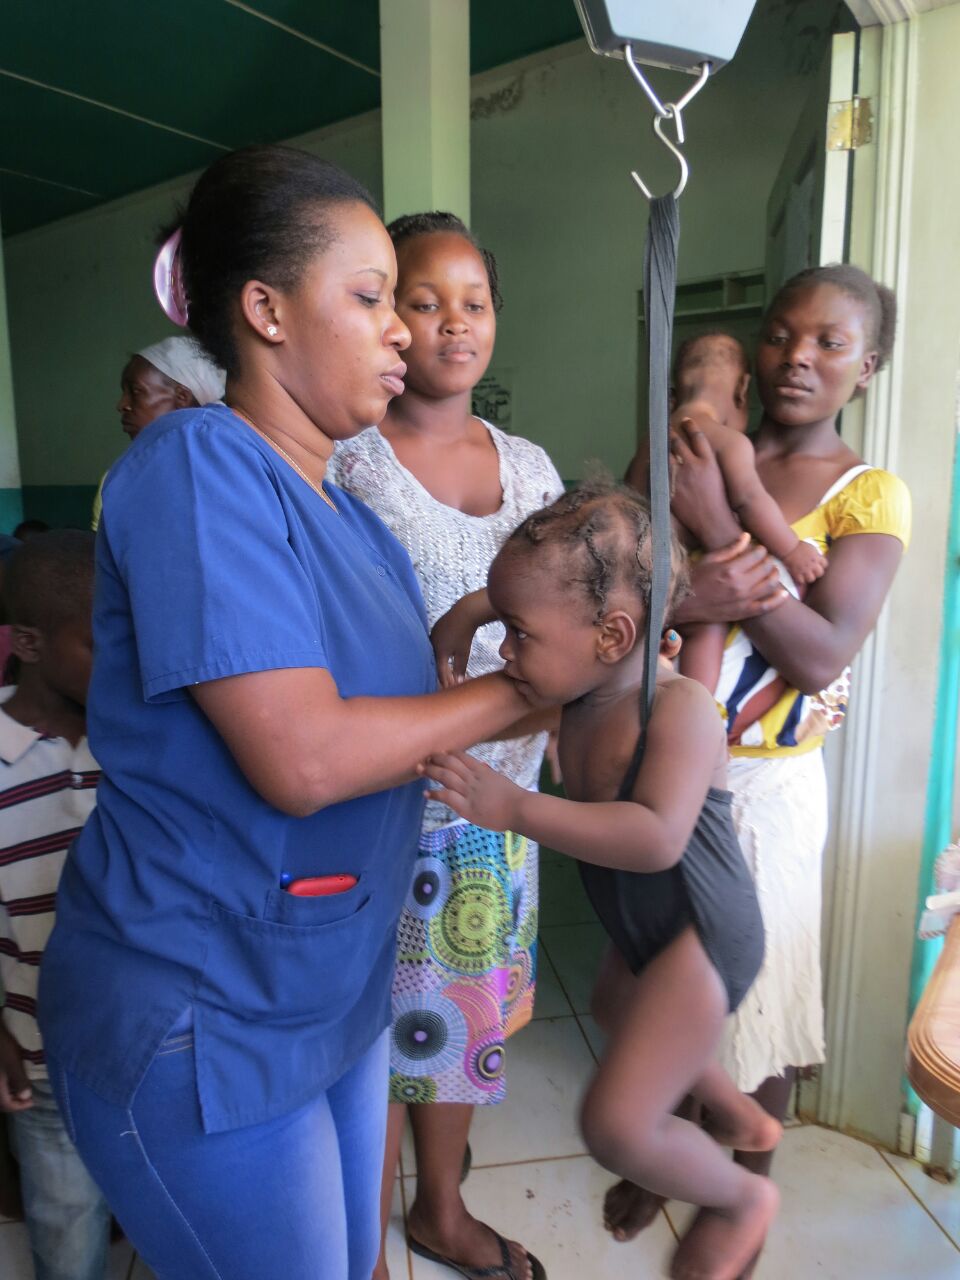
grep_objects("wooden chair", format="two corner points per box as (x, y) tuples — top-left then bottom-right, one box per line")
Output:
(907, 917), (960, 1127)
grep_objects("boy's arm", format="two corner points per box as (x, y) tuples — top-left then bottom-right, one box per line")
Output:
(0, 1022), (32, 1112)
(422, 680), (722, 874)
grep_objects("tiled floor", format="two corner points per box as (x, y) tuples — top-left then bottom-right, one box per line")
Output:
(2, 851), (958, 1279)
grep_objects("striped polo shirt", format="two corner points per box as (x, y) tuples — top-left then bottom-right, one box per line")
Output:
(0, 688), (99, 1079)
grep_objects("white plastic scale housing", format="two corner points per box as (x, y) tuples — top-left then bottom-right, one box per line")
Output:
(573, 0), (757, 74)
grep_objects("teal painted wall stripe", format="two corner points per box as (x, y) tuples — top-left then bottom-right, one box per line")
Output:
(0, 487), (23, 534)
(906, 431), (960, 1111)
(20, 485), (97, 531)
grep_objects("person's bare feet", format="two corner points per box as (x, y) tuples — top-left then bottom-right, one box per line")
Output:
(407, 1201), (534, 1279)
(702, 1097), (783, 1154)
(602, 1179), (666, 1242)
(669, 1176), (780, 1280)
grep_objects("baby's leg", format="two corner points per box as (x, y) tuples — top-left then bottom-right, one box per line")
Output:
(678, 623), (726, 693)
(581, 928), (777, 1280)
(693, 1064), (783, 1155)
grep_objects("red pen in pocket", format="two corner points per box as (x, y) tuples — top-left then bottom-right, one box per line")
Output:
(283, 874), (358, 898)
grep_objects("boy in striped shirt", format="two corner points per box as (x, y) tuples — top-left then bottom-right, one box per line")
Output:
(0, 531), (108, 1280)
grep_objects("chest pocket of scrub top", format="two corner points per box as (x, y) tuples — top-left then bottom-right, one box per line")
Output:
(200, 883), (376, 1024)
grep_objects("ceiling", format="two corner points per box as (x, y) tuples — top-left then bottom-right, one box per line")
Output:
(0, 0), (584, 238)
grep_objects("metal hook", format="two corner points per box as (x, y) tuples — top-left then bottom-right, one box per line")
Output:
(631, 107), (689, 201)
(623, 50), (712, 202)
(624, 44), (669, 118)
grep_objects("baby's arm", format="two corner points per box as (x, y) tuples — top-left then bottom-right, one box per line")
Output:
(421, 679), (722, 875)
(718, 431), (825, 584)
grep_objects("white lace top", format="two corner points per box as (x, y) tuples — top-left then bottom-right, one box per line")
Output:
(329, 422), (565, 830)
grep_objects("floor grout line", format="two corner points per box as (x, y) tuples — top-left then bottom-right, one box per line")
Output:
(876, 1147), (960, 1253)
(404, 1150), (594, 1174)
(397, 1159), (414, 1280)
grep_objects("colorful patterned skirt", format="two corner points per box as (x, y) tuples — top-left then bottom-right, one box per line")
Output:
(388, 822), (539, 1106)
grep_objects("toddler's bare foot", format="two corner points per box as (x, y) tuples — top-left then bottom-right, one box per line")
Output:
(669, 1177), (779, 1280)
(602, 1179), (665, 1242)
(702, 1097), (782, 1154)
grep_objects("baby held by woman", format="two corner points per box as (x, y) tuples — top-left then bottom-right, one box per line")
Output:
(423, 481), (777, 1280)
(627, 332), (824, 693)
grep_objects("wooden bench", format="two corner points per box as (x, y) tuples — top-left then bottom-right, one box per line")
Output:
(907, 917), (960, 1127)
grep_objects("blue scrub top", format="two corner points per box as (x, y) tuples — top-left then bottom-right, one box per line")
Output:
(39, 405), (436, 1133)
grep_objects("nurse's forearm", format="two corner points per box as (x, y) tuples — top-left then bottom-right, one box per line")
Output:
(193, 669), (529, 817)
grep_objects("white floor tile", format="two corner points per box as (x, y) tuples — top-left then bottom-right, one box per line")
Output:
(532, 948), (573, 1020)
(540, 921), (607, 1015)
(407, 1155), (676, 1280)
(0, 1223), (32, 1278)
(885, 1151), (960, 1248)
(577, 1013), (605, 1062)
(385, 1174), (410, 1278)
(539, 856), (597, 928)
(468, 1018), (594, 1166)
(402, 1017), (596, 1175)
(108, 1239), (136, 1279)
(666, 1126), (960, 1279)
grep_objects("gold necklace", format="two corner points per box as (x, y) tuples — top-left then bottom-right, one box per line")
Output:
(231, 407), (338, 513)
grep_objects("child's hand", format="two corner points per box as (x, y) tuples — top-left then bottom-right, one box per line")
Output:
(783, 540), (827, 586)
(544, 730), (563, 788)
(431, 591), (491, 688)
(420, 751), (524, 832)
(0, 1023), (33, 1112)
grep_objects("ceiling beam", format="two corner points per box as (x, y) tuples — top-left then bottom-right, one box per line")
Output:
(0, 69), (230, 152)
(221, 1), (380, 76)
(0, 166), (101, 197)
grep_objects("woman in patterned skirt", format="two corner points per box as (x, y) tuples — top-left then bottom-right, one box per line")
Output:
(330, 212), (563, 1280)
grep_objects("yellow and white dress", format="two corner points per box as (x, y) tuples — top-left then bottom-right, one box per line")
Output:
(716, 465), (911, 1092)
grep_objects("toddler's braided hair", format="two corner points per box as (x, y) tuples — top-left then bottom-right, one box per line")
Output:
(506, 476), (689, 624)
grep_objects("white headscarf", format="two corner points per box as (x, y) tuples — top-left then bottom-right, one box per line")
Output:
(137, 337), (226, 406)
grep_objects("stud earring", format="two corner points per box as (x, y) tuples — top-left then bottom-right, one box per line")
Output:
(266, 324), (278, 337)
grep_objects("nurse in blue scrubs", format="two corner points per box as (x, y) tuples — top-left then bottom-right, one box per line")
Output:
(38, 145), (530, 1280)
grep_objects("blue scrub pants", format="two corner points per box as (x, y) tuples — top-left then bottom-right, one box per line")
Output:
(49, 1027), (389, 1280)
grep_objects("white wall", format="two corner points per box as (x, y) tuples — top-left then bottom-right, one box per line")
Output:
(4, 1), (844, 489)
(823, 6), (960, 1146)
(471, 4), (848, 477)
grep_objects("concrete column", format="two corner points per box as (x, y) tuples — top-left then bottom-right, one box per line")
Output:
(0, 212), (23, 533)
(379, 0), (471, 224)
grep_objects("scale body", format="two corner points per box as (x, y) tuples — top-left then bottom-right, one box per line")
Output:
(573, 0), (757, 74)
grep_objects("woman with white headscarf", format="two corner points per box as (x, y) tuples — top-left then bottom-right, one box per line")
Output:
(91, 337), (225, 530)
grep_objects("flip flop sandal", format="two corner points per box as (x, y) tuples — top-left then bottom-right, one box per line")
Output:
(407, 1228), (546, 1280)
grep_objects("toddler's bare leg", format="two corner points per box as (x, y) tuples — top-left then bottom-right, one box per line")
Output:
(580, 928), (777, 1280)
(677, 624), (727, 693)
(592, 944), (688, 1241)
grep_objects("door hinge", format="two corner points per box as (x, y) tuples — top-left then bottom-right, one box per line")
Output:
(827, 96), (874, 152)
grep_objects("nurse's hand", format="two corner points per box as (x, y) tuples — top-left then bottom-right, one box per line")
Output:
(420, 751), (523, 834)
(674, 534), (788, 626)
(0, 1025), (33, 1112)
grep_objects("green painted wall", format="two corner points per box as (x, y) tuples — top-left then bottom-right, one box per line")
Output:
(0, 207), (23, 532)
(3, 2), (844, 505)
